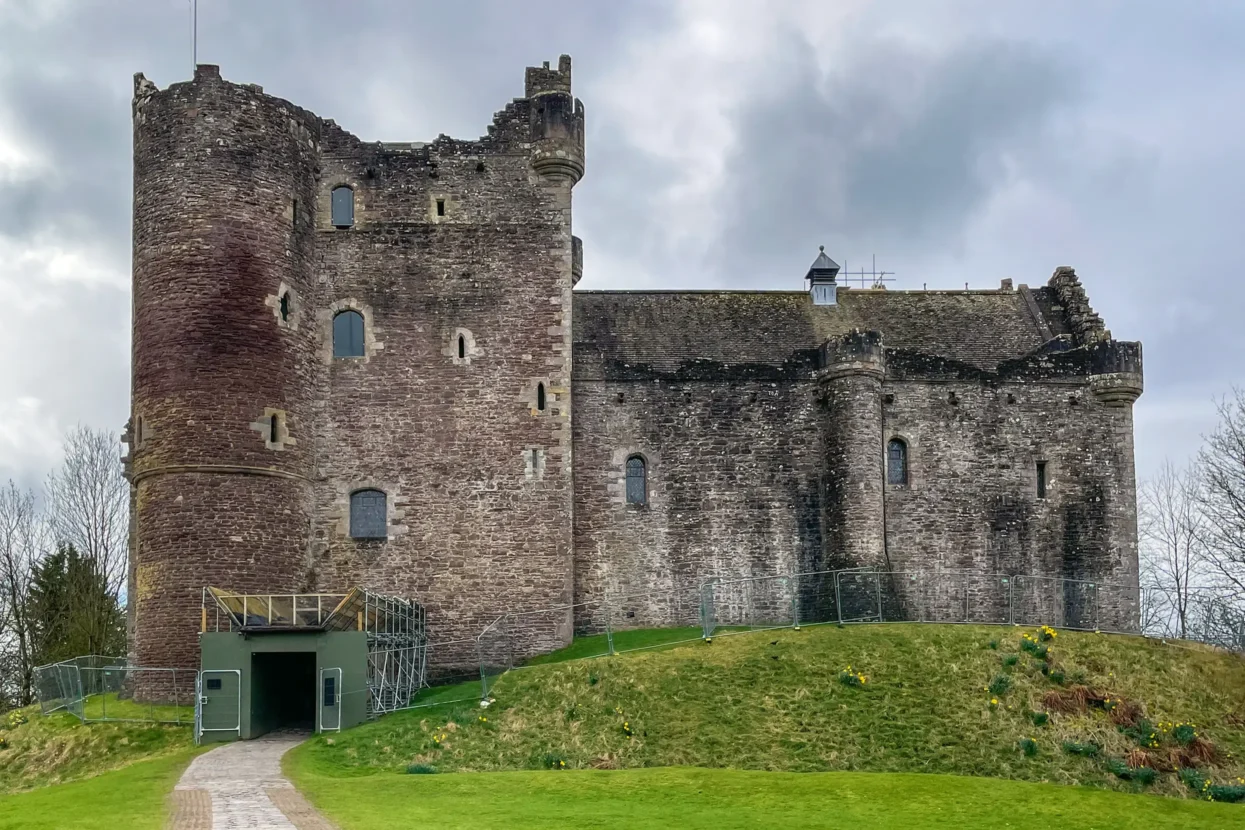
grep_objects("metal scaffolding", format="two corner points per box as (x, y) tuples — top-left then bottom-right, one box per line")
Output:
(202, 586), (428, 717)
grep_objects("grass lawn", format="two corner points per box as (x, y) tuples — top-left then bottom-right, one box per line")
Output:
(0, 749), (198, 830)
(287, 765), (1245, 829)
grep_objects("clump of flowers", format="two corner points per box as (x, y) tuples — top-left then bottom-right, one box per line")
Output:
(1019, 632), (1050, 660)
(478, 715), (489, 724)
(1018, 737), (1038, 757)
(989, 697), (1000, 709)
(1029, 711), (1049, 727)
(1038, 625), (1058, 642)
(1168, 721), (1199, 747)
(838, 666), (867, 687)
(5, 710), (28, 729)
(621, 720), (634, 739)
(431, 732), (449, 749)
(1180, 769), (1245, 803)
(988, 673), (1011, 696)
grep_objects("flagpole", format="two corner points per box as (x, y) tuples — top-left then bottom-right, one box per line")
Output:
(192, 0), (197, 70)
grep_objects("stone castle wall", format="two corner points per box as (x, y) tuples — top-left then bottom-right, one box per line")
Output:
(127, 57), (1142, 681)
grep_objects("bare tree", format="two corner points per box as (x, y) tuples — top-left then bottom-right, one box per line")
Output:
(1199, 387), (1245, 596)
(1139, 459), (1207, 638)
(0, 481), (48, 706)
(45, 426), (128, 657)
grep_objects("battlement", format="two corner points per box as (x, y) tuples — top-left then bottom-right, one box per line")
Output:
(526, 55), (573, 97)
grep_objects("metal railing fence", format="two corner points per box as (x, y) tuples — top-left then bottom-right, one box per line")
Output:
(32, 656), (195, 724)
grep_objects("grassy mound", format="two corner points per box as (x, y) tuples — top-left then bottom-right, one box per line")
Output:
(286, 765), (1245, 830)
(0, 704), (194, 793)
(291, 624), (1245, 799)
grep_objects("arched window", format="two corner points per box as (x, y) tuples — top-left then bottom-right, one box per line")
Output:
(331, 186), (354, 228)
(536, 382), (547, 412)
(349, 489), (387, 539)
(269, 414), (279, 444)
(458, 335), (466, 359)
(626, 455), (647, 506)
(887, 438), (908, 486)
(279, 291), (291, 323)
(333, 310), (365, 358)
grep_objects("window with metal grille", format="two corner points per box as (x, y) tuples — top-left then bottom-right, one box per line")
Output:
(323, 675), (336, 707)
(331, 186), (354, 228)
(887, 439), (908, 486)
(626, 455), (647, 506)
(350, 489), (387, 539)
(333, 310), (365, 358)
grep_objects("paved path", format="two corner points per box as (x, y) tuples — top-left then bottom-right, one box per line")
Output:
(170, 732), (335, 830)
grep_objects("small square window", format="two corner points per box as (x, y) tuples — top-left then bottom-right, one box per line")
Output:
(206, 678), (222, 691)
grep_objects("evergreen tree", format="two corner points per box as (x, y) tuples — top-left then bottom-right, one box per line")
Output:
(28, 543), (125, 665)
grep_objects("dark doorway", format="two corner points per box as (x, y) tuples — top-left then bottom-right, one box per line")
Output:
(250, 651), (316, 736)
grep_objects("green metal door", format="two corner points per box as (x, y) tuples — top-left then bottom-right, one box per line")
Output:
(318, 667), (342, 732)
(197, 669), (241, 742)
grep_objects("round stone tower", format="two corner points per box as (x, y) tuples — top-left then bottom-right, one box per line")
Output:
(817, 328), (888, 570)
(127, 66), (322, 679)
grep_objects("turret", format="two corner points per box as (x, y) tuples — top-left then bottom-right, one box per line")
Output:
(526, 55), (585, 187)
(817, 329), (887, 569)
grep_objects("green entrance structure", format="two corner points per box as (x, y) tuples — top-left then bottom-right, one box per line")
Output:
(196, 587), (426, 743)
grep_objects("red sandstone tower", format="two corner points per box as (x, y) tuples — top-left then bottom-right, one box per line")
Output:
(126, 66), (322, 673)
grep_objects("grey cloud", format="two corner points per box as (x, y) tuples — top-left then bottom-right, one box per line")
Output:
(713, 32), (1081, 283)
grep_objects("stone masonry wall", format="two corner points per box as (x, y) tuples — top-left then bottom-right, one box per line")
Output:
(307, 61), (582, 665)
(572, 375), (823, 631)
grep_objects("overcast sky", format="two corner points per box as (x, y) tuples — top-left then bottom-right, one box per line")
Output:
(0, 0), (1241, 488)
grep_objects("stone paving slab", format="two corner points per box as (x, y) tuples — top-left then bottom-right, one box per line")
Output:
(171, 732), (335, 830)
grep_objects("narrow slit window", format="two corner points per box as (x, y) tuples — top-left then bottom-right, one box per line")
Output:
(333, 310), (365, 358)
(1036, 461), (1047, 499)
(887, 439), (908, 486)
(626, 455), (647, 506)
(436, 198), (446, 216)
(349, 489), (387, 539)
(536, 382), (547, 411)
(292, 198), (298, 225)
(331, 186), (354, 228)
(269, 414), (279, 444)
(279, 291), (291, 323)
(457, 335), (466, 359)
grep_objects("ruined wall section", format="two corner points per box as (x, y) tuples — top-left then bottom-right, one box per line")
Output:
(128, 66), (322, 674)
(309, 57), (583, 659)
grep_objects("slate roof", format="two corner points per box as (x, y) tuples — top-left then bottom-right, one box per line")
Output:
(572, 288), (1060, 378)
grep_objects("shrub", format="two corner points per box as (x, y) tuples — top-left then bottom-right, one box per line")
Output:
(1120, 719), (1161, 750)
(542, 752), (569, 770)
(1048, 669), (1066, 685)
(405, 764), (436, 774)
(1019, 635), (1049, 660)
(1062, 740), (1100, 757)
(589, 674), (599, 686)
(1029, 711), (1049, 727)
(988, 639), (999, 650)
(1107, 758), (1156, 786)
(1170, 722), (1198, 747)
(988, 674), (1011, 696)
(838, 667), (867, 687)
(1002, 654), (1019, 668)
(1180, 769), (1245, 802)
(1018, 738), (1038, 757)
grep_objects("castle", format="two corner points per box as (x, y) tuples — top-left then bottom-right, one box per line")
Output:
(125, 56), (1143, 676)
